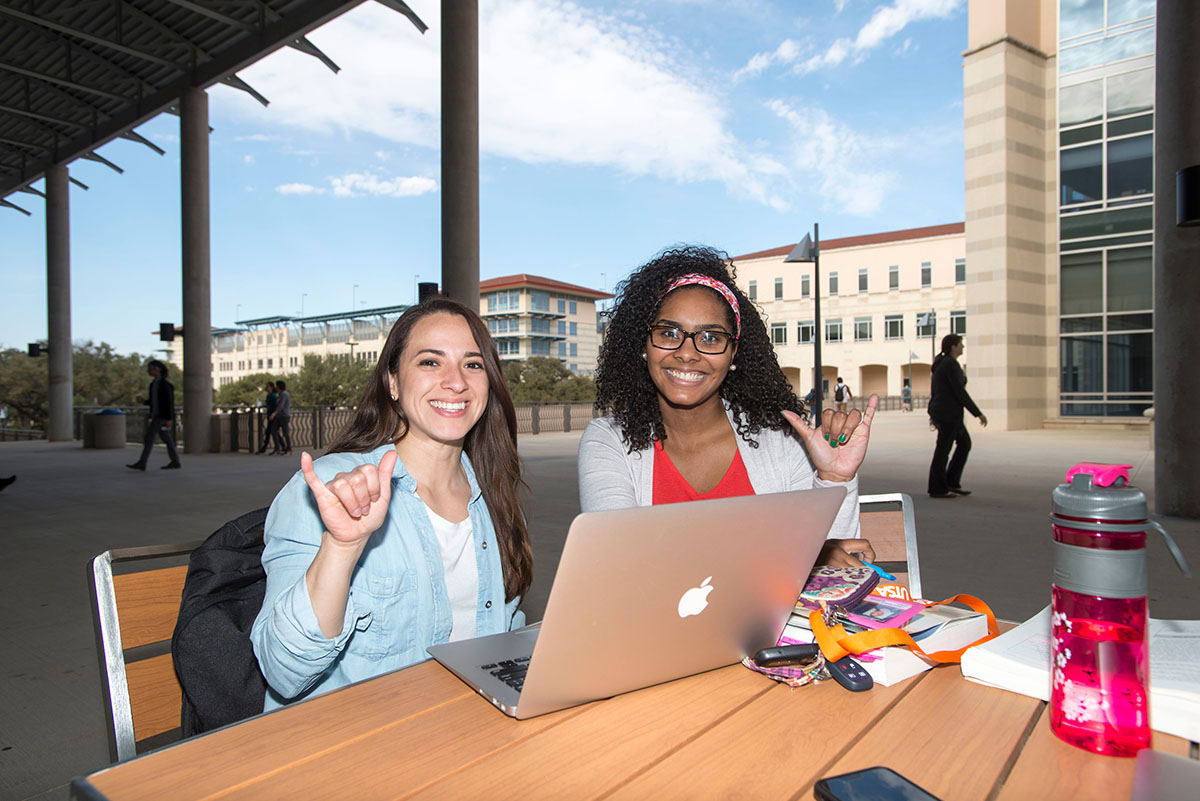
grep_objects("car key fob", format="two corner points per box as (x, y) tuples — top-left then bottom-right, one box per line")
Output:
(825, 655), (874, 692)
(753, 643), (821, 667)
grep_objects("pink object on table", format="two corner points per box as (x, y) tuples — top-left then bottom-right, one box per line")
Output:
(1064, 463), (1133, 487)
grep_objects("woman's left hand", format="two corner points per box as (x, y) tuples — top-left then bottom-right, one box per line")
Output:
(818, 538), (876, 567)
(782, 394), (879, 483)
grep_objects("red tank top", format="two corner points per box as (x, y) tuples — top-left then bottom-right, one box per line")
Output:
(652, 440), (756, 505)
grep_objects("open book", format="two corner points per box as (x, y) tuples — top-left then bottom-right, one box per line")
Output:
(959, 606), (1200, 743)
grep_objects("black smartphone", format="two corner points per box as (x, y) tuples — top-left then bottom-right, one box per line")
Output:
(813, 766), (942, 801)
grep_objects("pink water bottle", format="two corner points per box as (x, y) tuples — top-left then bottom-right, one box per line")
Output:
(1049, 463), (1155, 757)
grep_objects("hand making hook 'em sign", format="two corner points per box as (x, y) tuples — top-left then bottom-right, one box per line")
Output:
(782, 393), (878, 484)
(299, 448), (398, 549)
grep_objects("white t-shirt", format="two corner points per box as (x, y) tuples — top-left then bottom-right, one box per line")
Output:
(425, 506), (478, 641)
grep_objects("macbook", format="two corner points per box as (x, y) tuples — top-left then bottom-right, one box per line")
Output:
(427, 486), (847, 719)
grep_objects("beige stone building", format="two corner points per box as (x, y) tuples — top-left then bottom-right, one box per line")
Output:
(206, 275), (612, 387)
(734, 223), (966, 401)
(479, 274), (612, 375)
(964, 0), (1155, 429)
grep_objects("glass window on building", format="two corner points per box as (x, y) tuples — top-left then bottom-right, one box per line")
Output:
(1061, 143), (1102, 206)
(916, 312), (936, 339)
(531, 340), (550, 355)
(955, 258), (966, 284)
(798, 321), (814, 344)
(770, 323), (787, 346)
(801, 274), (811, 298)
(570, 300), (577, 314)
(498, 340), (520, 355)
(854, 317), (872, 341)
(558, 342), (566, 356)
(921, 262), (932, 288)
(1060, 0), (1103, 39)
(531, 318), (551, 334)
(748, 280), (757, 301)
(825, 318), (843, 343)
(858, 268), (868, 293)
(1107, 67), (1153, 118)
(829, 272), (839, 296)
(889, 265), (899, 290)
(570, 322), (577, 335)
(885, 315), (903, 340)
(1107, 134), (1152, 200)
(774, 277), (784, 300)
(557, 299), (566, 313)
(951, 310), (966, 335)
(530, 290), (550, 311)
(558, 321), (566, 335)
(1059, 246), (1153, 417)
(570, 343), (578, 357)
(1060, 79), (1103, 126)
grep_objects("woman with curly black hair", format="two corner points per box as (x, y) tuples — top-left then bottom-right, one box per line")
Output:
(577, 245), (878, 565)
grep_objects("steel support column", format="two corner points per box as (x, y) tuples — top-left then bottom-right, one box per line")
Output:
(181, 87), (212, 453)
(440, 0), (479, 309)
(1154, 5), (1200, 517)
(45, 164), (72, 441)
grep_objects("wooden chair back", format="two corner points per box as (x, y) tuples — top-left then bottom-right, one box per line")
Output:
(857, 493), (922, 600)
(89, 541), (204, 762)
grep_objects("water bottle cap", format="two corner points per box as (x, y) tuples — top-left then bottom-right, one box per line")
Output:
(1053, 463), (1146, 521)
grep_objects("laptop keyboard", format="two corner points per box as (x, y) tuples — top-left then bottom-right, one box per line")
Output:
(481, 656), (531, 691)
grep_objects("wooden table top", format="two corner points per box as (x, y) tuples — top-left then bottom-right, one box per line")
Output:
(73, 660), (1194, 801)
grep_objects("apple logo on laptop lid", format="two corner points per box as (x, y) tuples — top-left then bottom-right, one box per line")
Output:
(678, 576), (714, 618)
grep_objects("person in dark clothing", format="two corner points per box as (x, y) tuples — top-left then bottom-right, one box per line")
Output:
(926, 334), (986, 498)
(270, 380), (292, 455)
(0, 475), (15, 491)
(128, 360), (181, 470)
(258, 381), (278, 454)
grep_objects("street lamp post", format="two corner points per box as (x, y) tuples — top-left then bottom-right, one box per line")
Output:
(785, 224), (823, 419)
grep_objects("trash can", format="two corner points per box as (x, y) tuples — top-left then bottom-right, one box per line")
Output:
(84, 409), (127, 449)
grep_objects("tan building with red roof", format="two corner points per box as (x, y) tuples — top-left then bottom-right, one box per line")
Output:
(732, 223), (967, 401)
(479, 274), (613, 375)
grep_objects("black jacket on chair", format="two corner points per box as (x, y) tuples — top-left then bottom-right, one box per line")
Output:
(172, 507), (270, 737)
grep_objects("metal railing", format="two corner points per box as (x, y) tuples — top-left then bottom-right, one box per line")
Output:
(0, 426), (45, 441)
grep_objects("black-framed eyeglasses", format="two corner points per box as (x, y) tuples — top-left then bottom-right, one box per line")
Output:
(648, 325), (735, 355)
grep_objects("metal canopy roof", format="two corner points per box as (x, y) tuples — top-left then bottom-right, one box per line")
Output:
(0, 0), (425, 211)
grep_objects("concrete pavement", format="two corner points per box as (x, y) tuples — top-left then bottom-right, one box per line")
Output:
(0, 410), (1195, 800)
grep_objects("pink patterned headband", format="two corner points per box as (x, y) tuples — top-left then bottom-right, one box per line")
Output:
(661, 273), (741, 338)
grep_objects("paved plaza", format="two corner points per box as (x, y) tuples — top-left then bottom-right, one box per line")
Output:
(1, 410), (1196, 800)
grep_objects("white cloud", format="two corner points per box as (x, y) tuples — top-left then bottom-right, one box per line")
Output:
(217, 0), (785, 208)
(766, 99), (897, 217)
(739, 0), (959, 76)
(233, 133), (282, 142)
(276, 183), (324, 195)
(243, 155), (255, 165)
(330, 171), (437, 198)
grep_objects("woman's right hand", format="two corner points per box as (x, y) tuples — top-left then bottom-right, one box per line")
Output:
(300, 449), (398, 549)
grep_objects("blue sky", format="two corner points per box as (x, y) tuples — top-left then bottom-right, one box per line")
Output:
(0, 0), (967, 357)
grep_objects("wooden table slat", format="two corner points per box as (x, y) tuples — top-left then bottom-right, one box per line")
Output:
(812, 667), (1044, 801)
(405, 663), (772, 801)
(87, 661), (473, 801)
(995, 704), (1196, 801)
(605, 667), (924, 800)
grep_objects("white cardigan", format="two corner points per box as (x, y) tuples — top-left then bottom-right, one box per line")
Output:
(577, 406), (861, 540)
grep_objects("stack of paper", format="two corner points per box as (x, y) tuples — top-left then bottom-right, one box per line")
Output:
(959, 606), (1200, 742)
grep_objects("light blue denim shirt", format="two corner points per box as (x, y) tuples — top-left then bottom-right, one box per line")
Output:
(250, 443), (525, 710)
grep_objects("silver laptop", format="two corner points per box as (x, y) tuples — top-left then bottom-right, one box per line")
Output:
(427, 486), (847, 719)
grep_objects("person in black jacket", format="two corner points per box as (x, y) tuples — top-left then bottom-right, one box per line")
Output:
(927, 334), (986, 497)
(127, 360), (181, 470)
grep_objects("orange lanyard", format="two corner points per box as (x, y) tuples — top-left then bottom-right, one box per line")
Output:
(810, 594), (999, 664)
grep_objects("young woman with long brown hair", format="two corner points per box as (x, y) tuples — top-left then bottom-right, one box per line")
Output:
(252, 298), (533, 709)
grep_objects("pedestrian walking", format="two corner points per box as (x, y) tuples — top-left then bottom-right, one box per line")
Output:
(127, 360), (181, 471)
(927, 334), (987, 498)
(259, 381), (278, 454)
(271, 380), (292, 455)
(834, 377), (853, 413)
(901, 379), (912, 412)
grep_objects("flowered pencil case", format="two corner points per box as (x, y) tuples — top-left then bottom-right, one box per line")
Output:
(797, 565), (880, 611)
